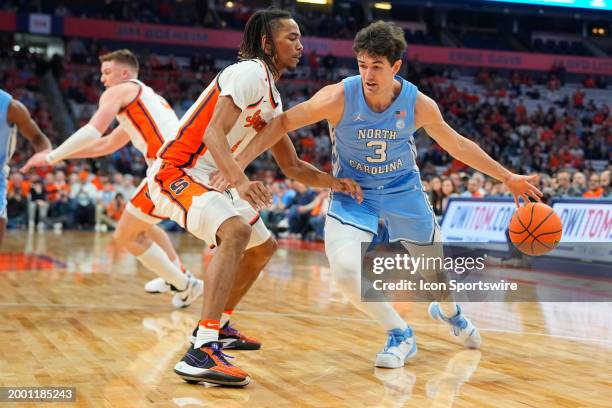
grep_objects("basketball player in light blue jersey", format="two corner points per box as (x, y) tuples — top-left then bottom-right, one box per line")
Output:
(0, 89), (51, 245)
(223, 21), (542, 368)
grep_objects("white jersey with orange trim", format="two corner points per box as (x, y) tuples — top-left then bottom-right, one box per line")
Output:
(116, 79), (179, 166)
(157, 59), (282, 179)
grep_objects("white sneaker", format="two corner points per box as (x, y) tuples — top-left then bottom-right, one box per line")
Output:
(375, 326), (417, 368)
(428, 302), (481, 349)
(144, 270), (194, 294)
(172, 278), (204, 308)
(144, 277), (171, 293)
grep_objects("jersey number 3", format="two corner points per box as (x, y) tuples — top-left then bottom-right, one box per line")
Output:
(366, 141), (387, 163)
(170, 178), (190, 195)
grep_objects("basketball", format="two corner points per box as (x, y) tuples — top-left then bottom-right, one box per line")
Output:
(508, 202), (563, 256)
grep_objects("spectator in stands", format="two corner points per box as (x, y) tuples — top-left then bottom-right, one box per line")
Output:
(98, 192), (126, 230)
(428, 176), (444, 216)
(69, 173), (96, 229)
(461, 176), (484, 198)
(449, 172), (464, 194)
(28, 176), (48, 231)
(583, 173), (604, 198)
(6, 172), (28, 229)
(307, 188), (330, 241)
(95, 178), (116, 231)
(47, 188), (74, 231)
(572, 171), (587, 194)
(440, 178), (458, 215)
(600, 170), (610, 197)
(554, 170), (582, 197)
(287, 181), (317, 239)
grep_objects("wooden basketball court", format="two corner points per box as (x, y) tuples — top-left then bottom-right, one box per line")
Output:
(1, 231), (611, 407)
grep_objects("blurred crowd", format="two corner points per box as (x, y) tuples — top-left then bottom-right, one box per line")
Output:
(3, 34), (610, 239)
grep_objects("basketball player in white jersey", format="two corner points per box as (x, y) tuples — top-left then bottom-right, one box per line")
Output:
(148, 9), (361, 386)
(20, 49), (203, 308)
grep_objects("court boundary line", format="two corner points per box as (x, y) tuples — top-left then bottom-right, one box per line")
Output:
(2, 302), (611, 346)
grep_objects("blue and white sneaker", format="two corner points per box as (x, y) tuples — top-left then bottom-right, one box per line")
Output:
(428, 302), (481, 349)
(375, 327), (417, 368)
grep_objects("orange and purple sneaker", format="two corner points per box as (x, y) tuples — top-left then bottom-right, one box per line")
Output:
(174, 342), (250, 386)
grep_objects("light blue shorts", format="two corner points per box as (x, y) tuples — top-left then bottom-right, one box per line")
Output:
(327, 171), (437, 244)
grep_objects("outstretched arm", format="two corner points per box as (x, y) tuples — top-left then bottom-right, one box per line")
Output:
(270, 135), (362, 202)
(233, 83), (344, 168)
(20, 83), (136, 172)
(415, 91), (542, 206)
(65, 127), (131, 159)
(7, 99), (51, 152)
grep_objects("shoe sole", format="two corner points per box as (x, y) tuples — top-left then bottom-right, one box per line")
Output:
(145, 289), (170, 294)
(375, 343), (418, 369)
(175, 371), (250, 387)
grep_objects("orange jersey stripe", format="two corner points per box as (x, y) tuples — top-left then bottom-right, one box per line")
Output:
(124, 99), (165, 159)
(160, 80), (221, 167)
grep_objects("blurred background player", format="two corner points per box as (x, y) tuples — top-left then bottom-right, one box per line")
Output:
(1, 88), (51, 245)
(20, 50), (202, 308)
(231, 20), (542, 369)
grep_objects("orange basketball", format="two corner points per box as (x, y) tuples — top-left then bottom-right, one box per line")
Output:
(508, 202), (563, 256)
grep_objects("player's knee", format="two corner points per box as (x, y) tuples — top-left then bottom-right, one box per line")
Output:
(218, 217), (252, 247)
(259, 236), (278, 260)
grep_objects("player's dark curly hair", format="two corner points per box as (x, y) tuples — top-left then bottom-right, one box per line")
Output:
(238, 8), (293, 78)
(353, 21), (407, 65)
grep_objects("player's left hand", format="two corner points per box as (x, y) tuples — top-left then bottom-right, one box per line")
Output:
(331, 177), (363, 204)
(209, 170), (230, 191)
(19, 149), (52, 173)
(504, 174), (543, 208)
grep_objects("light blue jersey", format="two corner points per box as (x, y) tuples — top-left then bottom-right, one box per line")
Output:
(329, 75), (418, 190)
(327, 76), (436, 244)
(0, 89), (17, 219)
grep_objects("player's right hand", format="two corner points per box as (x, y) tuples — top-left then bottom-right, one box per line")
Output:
(19, 149), (52, 173)
(208, 170), (230, 191)
(331, 177), (363, 204)
(235, 180), (273, 211)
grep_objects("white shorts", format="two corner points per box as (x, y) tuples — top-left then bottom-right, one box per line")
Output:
(147, 159), (270, 249)
(126, 178), (166, 225)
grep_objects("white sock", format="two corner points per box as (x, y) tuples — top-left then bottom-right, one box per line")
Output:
(325, 217), (408, 331)
(172, 257), (185, 273)
(137, 243), (188, 291)
(194, 320), (219, 349)
(439, 302), (459, 318)
(220, 311), (232, 327)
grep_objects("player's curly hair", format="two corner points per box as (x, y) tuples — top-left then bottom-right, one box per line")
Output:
(238, 8), (293, 78)
(353, 21), (407, 65)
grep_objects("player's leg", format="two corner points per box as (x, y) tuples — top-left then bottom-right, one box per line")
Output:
(217, 194), (277, 350)
(142, 224), (193, 294)
(124, 179), (193, 295)
(399, 229), (481, 349)
(114, 210), (202, 307)
(150, 165), (251, 386)
(325, 216), (416, 368)
(385, 182), (481, 349)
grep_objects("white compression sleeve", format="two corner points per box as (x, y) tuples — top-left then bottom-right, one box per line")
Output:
(47, 123), (102, 165)
(325, 217), (408, 331)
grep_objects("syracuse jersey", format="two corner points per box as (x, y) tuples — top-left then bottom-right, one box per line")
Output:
(158, 59), (283, 180)
(116, 79), (179, 166)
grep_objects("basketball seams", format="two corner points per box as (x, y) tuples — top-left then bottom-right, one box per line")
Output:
(508, 203), (562, 256)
